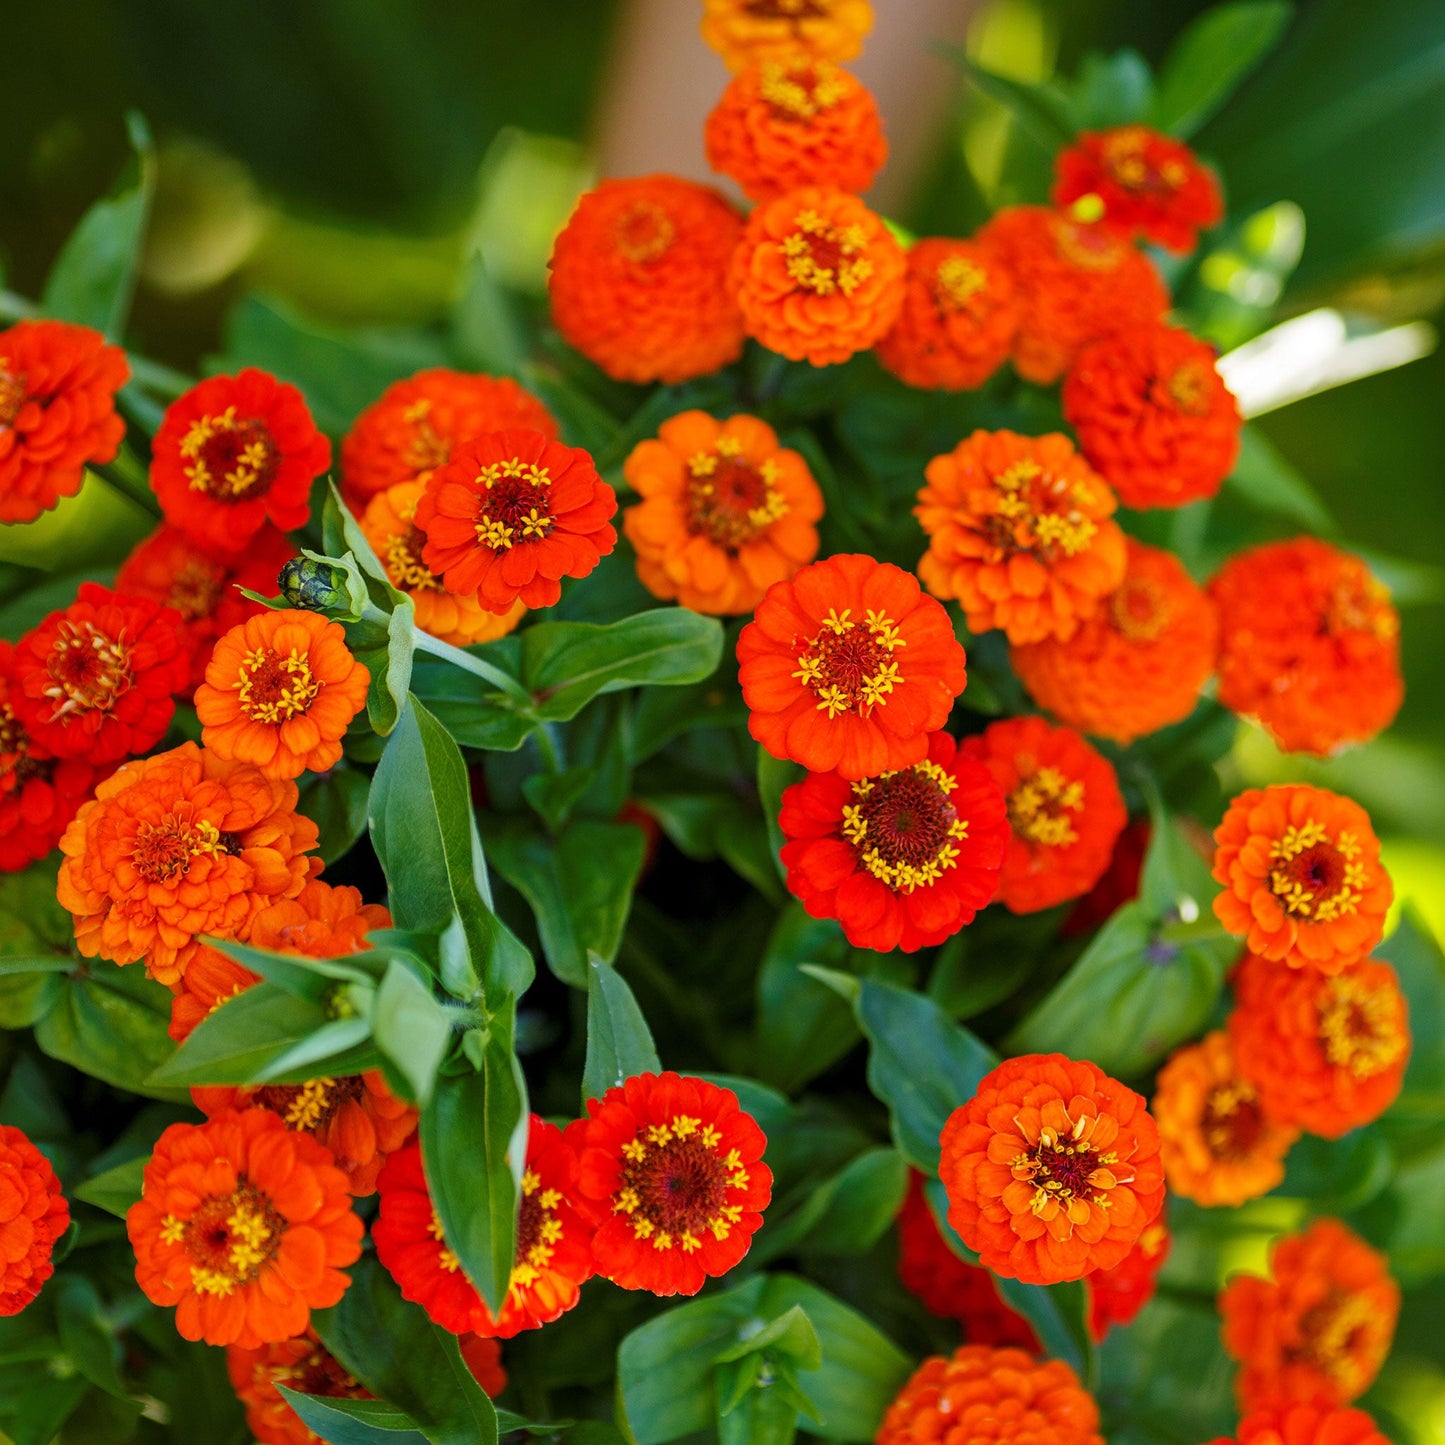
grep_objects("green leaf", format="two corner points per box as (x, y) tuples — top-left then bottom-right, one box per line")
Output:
(6, 1375), (89, 1445)
(297, 765), (373, 865)
(276, 1389), (428, 1444)
(946, 51), (1075, 149)
(54, 1277), (130, 1401)
(1067, 49), (1155, 130)
(582, 956), (662, 1110)
(1225, 426), (1336, 534)
(372, 960), (453, 1107)
(72, 1157), (148, 1219)
(451, 250), (526, 376)
(796, 1148), (908, 1257)
(713, 1306), (823, 1372)
(757, 751), (804, 885)
(204, 934), (377, 1001)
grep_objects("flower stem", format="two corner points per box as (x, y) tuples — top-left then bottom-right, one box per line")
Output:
(95, 442), (161, 519)
(410, 630), (534, 710)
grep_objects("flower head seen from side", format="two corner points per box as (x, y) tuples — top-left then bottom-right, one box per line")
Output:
(778, 729), (1008, 952)
(573, 1072), (772, 1297)
(1213, 1403), (1394, 1445)
(700, 0), (874, 72)
(0, 1123), (70, 1317)
(916, 430), (1127, 646)
(1211, 784), (1392, 974)
(127, 1108), (363, 1348)
(737, 553), (968, 780)
(227, 1329), (372, 1445)
(622, 410), (823, 616)
(0, 319), (129, 524)
(1219, 1218), (1399, 1411)
(939, 1053), (1165, 1286)
(1086, 1212), (1170, 1342)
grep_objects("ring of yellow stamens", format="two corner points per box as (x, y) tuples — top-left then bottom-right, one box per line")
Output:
(0, 364), (25, 428)
(131, 813), (230, 883)
(43, 621), (132, 718)
(401, 398), (452, 475)
(1102, 127), (1188, 195)
(757, 60), (846, 120)
(685, 435), (790, 550)
(235, 647), (321, 725)
(613, 1115), (746, 1253)
(474, 458), (554, 552)
(181, 407), (279, 500)
(167, 1182), (283, 1297)
(1318, 974), (1407, 1079)
(986, 459), (1099, 562)
(1268, 821), (1366, 922)
(1008, 1106), (1127, 1232)
(842, 759), (969, 893)
(781, 209), (874, 297)
(934, 256), (988, 311)
(382, 491), (445, 593)
(792, 607), (906, 719)
(1007, 767), (1084, 848)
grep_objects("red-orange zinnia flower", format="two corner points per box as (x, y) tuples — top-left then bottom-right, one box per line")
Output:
(701, 0), (874, 72)
(227, 1330), (372, 1445)
(168, 948), (261, 1043)
(1087, 1213), (1169, 1341)
(0, 319), (128, 524)
(1210, 1403), (1393, 1445)
(939, 1053), (1165, 1285)
(0, 1124), (70, 1317)
(737, 552), (968, 780)
(127, 1108), (363, 1348)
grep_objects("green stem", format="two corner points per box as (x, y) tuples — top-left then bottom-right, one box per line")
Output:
(532, 724), (562, 773)
(410, 630), (534, 710)
(95, 442), (161, 518)
(1156, 914), (1232, 947)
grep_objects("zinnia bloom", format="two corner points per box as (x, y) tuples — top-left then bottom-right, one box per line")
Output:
(0, 319), (128, 524)
(458, 1335), (507, 1397)
(916, 430), (1127, 645)
(731, 186), (906, 365)
(622, 410), (823, 616)
(416, 429), (618, 612)
(778, 729), (1009, 952)
(700, 0), (874, 72)
(573, 1072), (772, 1297)
(1010, 538), (1219, 743)
(374, 1118), (594, 1338)
(57, 741), (321, 987)
(1219, 1218), (1399, 1411)
(548, 175), (746, 384)
(976, 206), (1168, 384)
(939, 1053), (1165, 1285)
(1228, 953), (1409, 1138)
(1087, 1214), (1169, 1341)
(151, 369), (331, 555)
(1062, 322), (1241, 509)
(1209, 1404), (1393, 1445)
(0, 1123), (70, 1317)
(195, 610), (371, 780)
(959, 716), (1128, 915)
(1153, 1031), (1297, 1208)
(1211, 784), (1392, 973)
(127, 1108), (363, 1348)
(227, 1330), (372, 1445)
(1209, 539), (1403, 756)
(1053, 126), (1223, 253)
(737, 552), (968, 780)
(875, 238), (1021, 391)
(169, 947), (261, 1044)
(704, 58), (886, 202)
(877, 1344), (1103, 1445)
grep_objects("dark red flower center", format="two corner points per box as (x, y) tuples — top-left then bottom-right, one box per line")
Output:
(792, 607), (906, 718)
(1109, 575), (1170, 642)
(982, 459), (1099, 563)
(1326, 573), (1397, 641)
(256, 1075), (363, 1133)
(473, 457), (556, 552)
(842, 760), (968, 893)
(1318, 973), (1407, 1079)
(0, 705), (47, 793)
(1269, 821), (1365, 922)
(1296, 1291), (1381, 1395)
(758, 60), (845, 120)
(614, 1115), (751, 1252)
(615, 202), (676, 264)
(1202, 1082), (1265, 1161)
(744, 0), (829, 18)
(0, 367), (25, 429)
(181, 409), (280, 502)
(132, 809), (239, 882)
(1007, 765), (1084, 848)
(782, 210), (872, 296)
(1102, 129), (1188, 196)
(167, 559), (228, 620)
(386, 523), (443, 592)
(236, 647), (321, 724)
(265, 1343), (364, 1401)
(43, 620), (133, 718)
(686, 442), (788, 550)
(168, 1179), (284, 1294)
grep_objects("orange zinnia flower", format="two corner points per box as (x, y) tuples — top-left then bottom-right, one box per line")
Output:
(622, 410), (823, 616)
(227, 1329), (372, 1445)
(877, 1344), (1104, 1445)
(1211, 784), (1392, 974)
(1209, 539), (1403, 756)
(548, 175), (746, 384)
(458, 1334), (507, 1397)
(1063, 322), (1242, 509)
(939, 1053), (1165, 1285)
(737, 552), (968, 779)
(1219, 1218), (1399, 1411)
(0, 1123), (70, 1317)
(573, 1072), (772, 1297)
(778, 729), (1009, 952)
(168, 948), (261, 1043)
(127, 1108), (363, 1348)
(1053, 126), (1223, 254)
(917, 430), (1127, 645)
(1087, 1213), (1169, 1341)
(196, 610), (371, 780)
(875, 238), (1021, 391)
(340, 367), (558, 510)
(416, 429), (617, 613)
(1228, 953), (1409, 1139)
(959, 716), (1127, 915)
(731, 186), (906, 366)
(374, 1118), (594, 1338)
(704, 58), (886, 202)
(976, 206), (1168, 384)
(1010, 538), (1218, 743)
(1211, 1404), (1393, 1445)
(0, 319), (128, 524)
(1153, 1031), (1297, 1208)
(701, 0), (874, 71)
(57, 741), (321, 987)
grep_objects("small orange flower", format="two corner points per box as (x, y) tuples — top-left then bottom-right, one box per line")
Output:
(1087, 1213), (1169, 1341)
(0, 319), (129, 524)
(701, 0), (874, 72)
(959, 716), (1128, 915)
(416, 429), (618, 613)
(939, 1053), (1165, 1286)
(1010, 539), (1219, 743)
(1228, 953), (1409, 1139)
(549, 176), (746, 384)
(704, 58), (886, 201)
(877, 1344), (1104, 1445)
(1211, 784), (1392, 974)
(1209, 539), (1403, 756)
(737, 553), (968, 780)
(875, 238), (1021, 391)
(340, 368), (558, 510)
(1053, 126), (1223, 254)
(1213, 1404), (1393, 1445)
(195, 610), (371, 780)
(917, 430), (1127, 645)
(573, 1072), (773, 1297)
(1062, 322), (1242, 509)
(127, 1108), (363, 1348)
(976, 206), (1168, 384)
(1153, 1031), (1298, 1207)
(227, 1330), (372, 1445)
(151, 369), (331, 556)
(1219, 1218), (1399, 1411)
(0, 1123), (70, 1317)
(57, 741), (321, 987)
(622, 410), (823, 615)
(731, 186), (906, 365)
